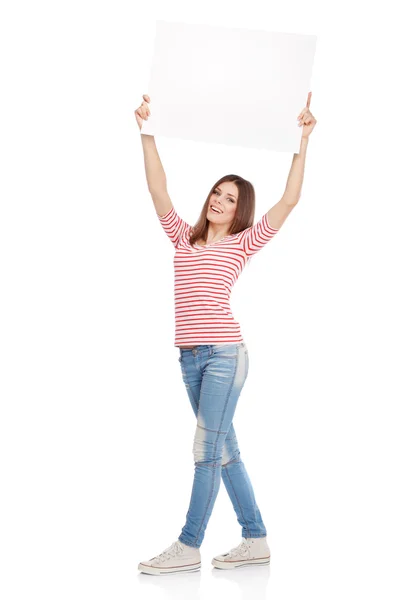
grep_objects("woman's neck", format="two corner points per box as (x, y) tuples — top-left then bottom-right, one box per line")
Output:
(204, 224), (230, 244)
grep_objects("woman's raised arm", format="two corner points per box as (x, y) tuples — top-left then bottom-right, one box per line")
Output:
(135, 94), (173, 218)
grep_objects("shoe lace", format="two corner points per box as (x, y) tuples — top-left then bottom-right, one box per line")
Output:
(154, 541), (185, 563)
(227, 539), (251, 558)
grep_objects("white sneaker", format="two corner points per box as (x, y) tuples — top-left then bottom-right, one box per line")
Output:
(212, 537), (271, 569)
(138, 540), (201, 575)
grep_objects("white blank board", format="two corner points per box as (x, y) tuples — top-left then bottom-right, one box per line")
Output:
(141, 21), (317, 153)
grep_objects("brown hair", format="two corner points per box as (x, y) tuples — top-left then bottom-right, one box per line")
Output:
(189, 174), (255, 246)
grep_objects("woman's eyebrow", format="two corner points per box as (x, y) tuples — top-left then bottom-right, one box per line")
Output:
(215, 187), (237, 199)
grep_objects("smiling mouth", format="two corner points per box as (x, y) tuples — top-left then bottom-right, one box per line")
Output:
(210, 206), (223, 214)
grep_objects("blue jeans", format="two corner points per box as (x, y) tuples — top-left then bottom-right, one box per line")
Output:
(177, 342), (267, 548)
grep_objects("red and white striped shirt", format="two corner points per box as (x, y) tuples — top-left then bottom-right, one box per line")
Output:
(158, 206), (280, 347)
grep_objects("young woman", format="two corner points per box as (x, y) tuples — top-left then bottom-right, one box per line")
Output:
(136, 93), (317, 574)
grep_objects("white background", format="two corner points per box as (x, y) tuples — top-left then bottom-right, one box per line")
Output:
(1, 1), (399, 599)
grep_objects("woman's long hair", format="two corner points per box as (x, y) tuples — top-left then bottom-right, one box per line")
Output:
(189, 174), (256, 246)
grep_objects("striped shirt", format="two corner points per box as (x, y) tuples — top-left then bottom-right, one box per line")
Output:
(158, 206), (280, 347)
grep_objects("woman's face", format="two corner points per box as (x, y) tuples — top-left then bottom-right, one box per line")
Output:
(207, 181), (239, 227)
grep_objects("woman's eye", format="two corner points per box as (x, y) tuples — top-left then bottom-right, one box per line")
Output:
(213, 190), (234, 203)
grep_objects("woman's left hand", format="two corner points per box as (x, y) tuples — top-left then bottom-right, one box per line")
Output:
(297, 91), (317, 139)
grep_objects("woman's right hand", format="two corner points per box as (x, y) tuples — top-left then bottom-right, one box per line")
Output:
(135, 94), (151, 131)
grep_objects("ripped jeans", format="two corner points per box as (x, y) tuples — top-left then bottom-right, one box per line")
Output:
(177, 342), (267, 549)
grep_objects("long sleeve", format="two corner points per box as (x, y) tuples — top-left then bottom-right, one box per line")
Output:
(239, 212), (280, 258)
(157, 206), (192, 249)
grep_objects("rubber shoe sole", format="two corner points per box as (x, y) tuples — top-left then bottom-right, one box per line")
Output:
(138, 561), (201, 575)
(212, 555), (270, 569)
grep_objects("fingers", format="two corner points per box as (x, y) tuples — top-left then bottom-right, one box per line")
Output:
(136, 94), (151, 120)
(137, 107), (150, 120)
(142, 94), (151, 118)
(297, 106), (309, 119)
(140, 104), (150, 119)
(297, 108), (315, 124)
(298, 92), (312, 118)
(297, 108), (307, 121)
(297, 110), (307, 125)
(135, 107), (148, 121)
